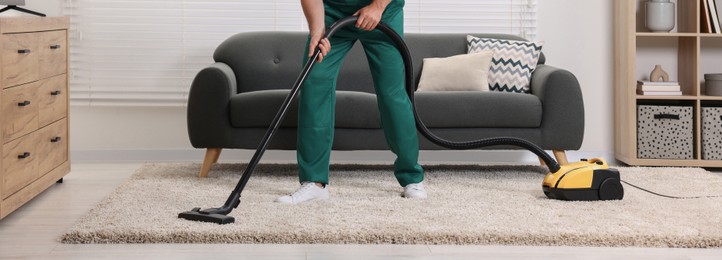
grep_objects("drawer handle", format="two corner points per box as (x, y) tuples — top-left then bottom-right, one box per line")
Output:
(18, 152), (31, 159)
(51, 90), (62, 96)
(17, 100), (31, 107)
(17, 49), (31, 54)
(51, 137), (62, 143)
(654, 114), (680, 120)
(50, 44), (61, 49)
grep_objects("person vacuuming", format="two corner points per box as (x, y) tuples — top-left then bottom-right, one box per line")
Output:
(178, 9), (624, 225)
(276, 0), (426, 204)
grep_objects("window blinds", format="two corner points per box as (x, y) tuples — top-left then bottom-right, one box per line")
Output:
(62, 0), (537, 106)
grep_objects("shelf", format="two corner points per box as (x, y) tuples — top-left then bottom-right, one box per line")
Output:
(635, 36), (697, 96)
(636, 32), (699, 37)
(614, 0), (722, 167)
(618, 156), (722, 168)
(634, 95), (722, 101)
(636, 33), (722, 37)
(635, 95), (698, 100)
(699, 95), (722, 100)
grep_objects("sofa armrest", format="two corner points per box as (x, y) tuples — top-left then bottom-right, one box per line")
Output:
(187, 62), (238, 148)
(530, 64), (585, 150)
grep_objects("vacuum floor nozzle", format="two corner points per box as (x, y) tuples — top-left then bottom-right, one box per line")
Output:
(178, 207), (235, 224)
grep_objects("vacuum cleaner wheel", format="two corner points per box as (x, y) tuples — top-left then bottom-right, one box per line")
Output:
(598, 178), (624, 200)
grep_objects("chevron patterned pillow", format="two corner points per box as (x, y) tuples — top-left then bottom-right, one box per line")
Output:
(467, 36), (543, 93)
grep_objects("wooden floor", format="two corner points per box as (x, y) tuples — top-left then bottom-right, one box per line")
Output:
(1, 162), (721, 260)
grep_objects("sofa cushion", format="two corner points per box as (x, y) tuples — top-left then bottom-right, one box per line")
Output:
(230, 90), (382, 129)
(414, 91), (542, 128)
(467, 35), (543, 93)
(417, 51), (494, 92)
(230, 90), (542, 129)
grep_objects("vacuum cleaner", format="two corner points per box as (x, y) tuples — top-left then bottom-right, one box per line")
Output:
(179, 16), (624, 224)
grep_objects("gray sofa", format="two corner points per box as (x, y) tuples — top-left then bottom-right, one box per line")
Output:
(187, 32), (584, 177)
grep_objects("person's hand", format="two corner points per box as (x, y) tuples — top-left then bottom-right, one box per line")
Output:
(309, 31), (331, 63)
(353, 3), (385, 31)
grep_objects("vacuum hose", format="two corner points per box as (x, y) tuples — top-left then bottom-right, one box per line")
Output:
(328, 17), (561, 173)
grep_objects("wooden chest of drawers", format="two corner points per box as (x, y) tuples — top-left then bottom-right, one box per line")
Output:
(0, 17), (70, 220)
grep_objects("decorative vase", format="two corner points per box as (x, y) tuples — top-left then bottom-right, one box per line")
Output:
(646, 0), (676, 32)
(650, 65), (670, 82)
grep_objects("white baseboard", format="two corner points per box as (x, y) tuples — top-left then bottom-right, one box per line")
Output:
(71, 149), (619, 166)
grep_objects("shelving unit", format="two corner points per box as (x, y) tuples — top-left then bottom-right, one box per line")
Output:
(614, 0), (722, 167)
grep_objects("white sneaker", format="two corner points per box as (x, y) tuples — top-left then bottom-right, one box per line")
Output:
(275, 182), (330, 204)
(402, 182), (427, 199)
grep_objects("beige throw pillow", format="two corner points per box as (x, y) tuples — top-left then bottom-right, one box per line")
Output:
(417, 51), (494, 92)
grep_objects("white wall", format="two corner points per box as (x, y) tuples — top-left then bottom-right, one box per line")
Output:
(537, 0), (613, 154)
(22, 0), (615, 163)
(22, 1), (60, 16)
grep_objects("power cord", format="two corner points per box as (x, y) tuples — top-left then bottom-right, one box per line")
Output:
(621, 180), (722, 199)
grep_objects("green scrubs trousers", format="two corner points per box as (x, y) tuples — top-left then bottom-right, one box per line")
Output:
(297, 0), (424, 187)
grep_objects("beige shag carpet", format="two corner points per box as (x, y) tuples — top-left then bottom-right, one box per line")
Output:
(60, 163), (722, 247)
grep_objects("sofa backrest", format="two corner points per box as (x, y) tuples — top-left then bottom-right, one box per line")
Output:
(213, 32), (545, 94)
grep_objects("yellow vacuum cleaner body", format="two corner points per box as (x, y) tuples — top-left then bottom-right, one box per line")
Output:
(542, 158), (624, 201)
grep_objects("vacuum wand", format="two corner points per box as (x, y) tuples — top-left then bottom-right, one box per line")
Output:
(178, 49), (325, 224)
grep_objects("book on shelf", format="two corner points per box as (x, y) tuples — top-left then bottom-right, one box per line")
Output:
(637, 81), (681, 91)
(703, 0), (722, 33)
(636, 90), (683, 96)
(707, 0), (722, 33)
(703, 0), (714, 33)
(637, 85), (681, 92)
(717, 0), (722, 31)
(637, 80), (680, 86)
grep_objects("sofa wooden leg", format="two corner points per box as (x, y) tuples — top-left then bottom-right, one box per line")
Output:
(539, 157), (547, 167)
(211, 148), (222, 163)
(553, 150), (568, 165)
(200, 148), (222, 178)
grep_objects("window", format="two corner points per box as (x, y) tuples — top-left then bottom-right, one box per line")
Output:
(63, 0), (537, 106)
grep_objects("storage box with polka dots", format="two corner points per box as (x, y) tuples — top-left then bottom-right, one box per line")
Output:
(637, 105), (694, 159)
(702, 107), (722, 160)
